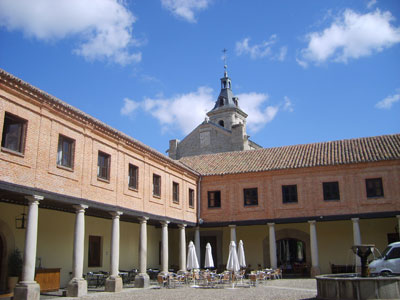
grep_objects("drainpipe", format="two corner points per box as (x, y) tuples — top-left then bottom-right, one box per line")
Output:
(197, 176), (202, 223)
(195, 176), (202, 264)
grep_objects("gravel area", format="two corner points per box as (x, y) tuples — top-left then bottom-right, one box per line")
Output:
(40, 279), (317, 300)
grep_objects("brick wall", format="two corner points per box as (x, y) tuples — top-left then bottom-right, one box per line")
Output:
(200, 161), (400, 223)
(0, 75), (198, 224)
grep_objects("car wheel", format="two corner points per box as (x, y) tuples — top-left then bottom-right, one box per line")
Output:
(380, 270), (392, 276)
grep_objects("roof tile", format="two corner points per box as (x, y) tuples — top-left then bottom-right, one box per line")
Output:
(179, 134), (400, 176)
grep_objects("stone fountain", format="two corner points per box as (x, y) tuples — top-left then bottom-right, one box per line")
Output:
(316, 244), (400, 300)
(351, 244), (374, 277)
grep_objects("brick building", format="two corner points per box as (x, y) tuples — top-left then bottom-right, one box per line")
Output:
(1, 68), (400, 299)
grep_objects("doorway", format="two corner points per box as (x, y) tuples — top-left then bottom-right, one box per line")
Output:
(277, 238), (308, 275)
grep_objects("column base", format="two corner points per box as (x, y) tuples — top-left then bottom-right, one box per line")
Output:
(67, 277), (87, 297)
(134, 273), (150, 288)
(310, 266), (321, 278)
(105, 275), (123, 292)
(14, 281), (40, 300)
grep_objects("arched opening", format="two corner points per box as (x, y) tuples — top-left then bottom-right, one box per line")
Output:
(276, 238), (306, 269)
(218, 120), (224, 127)
(263, 228), (311, 277)
(219, 97), (224, 106)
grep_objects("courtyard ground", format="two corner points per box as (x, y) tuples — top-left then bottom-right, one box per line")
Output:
(39, 278), (317, 300)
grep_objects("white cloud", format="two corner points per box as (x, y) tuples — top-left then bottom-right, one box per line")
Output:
(375, 92), (400, 109)
(121, 87), (215, 134)
(283, 96), (294, 112)
(161, 0), (211, 23)
(237, 92), (279, 132)
(236, 35), (277, 59)
(236, 35), (288, 61)
(299, 9), (400, 66)
(120, 98), (140, 116)
(367, 0), (377, 9)
(122, 88), (293, 135)
(277, 46), (288, 61)
(0, 0), (141, 65)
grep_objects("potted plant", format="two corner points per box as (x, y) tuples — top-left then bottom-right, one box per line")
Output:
(8, 248), (23, 292)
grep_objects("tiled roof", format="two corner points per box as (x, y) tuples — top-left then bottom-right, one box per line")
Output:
(179, 134), (400, 176)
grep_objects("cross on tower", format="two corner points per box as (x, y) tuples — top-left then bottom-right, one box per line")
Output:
(222, 48), (228, 75)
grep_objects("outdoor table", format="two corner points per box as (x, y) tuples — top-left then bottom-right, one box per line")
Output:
(119, 271), (129, 284)
(92, 273), (106, 287)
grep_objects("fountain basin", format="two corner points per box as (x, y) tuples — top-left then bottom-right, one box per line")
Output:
(316, 273), (400, 300)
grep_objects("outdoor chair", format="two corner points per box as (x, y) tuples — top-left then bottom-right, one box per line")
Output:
(236, 269), (246, 284)
(85, 272), (97, 287)
(220, 271), (231, 285)
(249, 273), (257, 287)
(271, 268), (282, 279)
(157, 274), (167, 288)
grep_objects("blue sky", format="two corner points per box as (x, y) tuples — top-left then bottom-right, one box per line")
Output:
(0, 0), (399, 155)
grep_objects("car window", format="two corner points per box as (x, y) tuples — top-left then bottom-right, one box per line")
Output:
(380, 246), (392, 258)
(386, 247), (400, 260)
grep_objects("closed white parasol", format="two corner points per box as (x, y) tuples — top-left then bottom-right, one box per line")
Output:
(204, 242), (214, 269)
(238, 240), (246, 269)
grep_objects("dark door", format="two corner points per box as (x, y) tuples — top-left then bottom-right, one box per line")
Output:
(200, 236), (217, 269)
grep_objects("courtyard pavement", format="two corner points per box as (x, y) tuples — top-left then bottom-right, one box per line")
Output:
(40, 279), (317, 300)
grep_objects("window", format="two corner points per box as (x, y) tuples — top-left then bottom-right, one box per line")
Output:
(282, 185), (298, 203)
(386, 247), (400, 260)
(173, 182), (179, 203)
(323, 182), (340, 201)
(88, 236), (102, 267)
(366, 178), (384, 198)
(219, 120), (224, 127)
(97, 151), (110, 181)
(57, 135), (75, 169)
(1, 112), (27, 154)
(153, 174), (161, 197)
(128, 164), (138, 190)
(208, 191), (221, 208)
(189, 188), (195, 208)
(244, 188), (258, 206)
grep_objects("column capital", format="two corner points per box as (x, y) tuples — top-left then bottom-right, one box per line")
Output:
(267, 222), (275, 227)
(160, 220), (170, 227)
(351, 217), (360, 222)
(109, 211), (123, 218)
(138, 216), (149, 224)
(308, 220), (317, 225)
(25, 195), (44, 203)
(178, 223), (187, 229)
(228, 224), (236, 228)
(73, 204), (88, 212)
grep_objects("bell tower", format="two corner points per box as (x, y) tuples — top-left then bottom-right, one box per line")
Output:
(206, 52), (247, 131)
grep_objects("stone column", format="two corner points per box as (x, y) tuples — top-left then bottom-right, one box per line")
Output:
(268, 223), (277, 269)
(229, 224), (237, 245)
(178, 224), (187, 273)
(308, 220), (320, 277)
(135, 217), (150, 288)
(105, 211), (123, 292)
(194, 226), (200, 267)
(67, 204), (88, 297)
(14, 195), (43, 300)
(160, 221), (169, 275)
(352, 218), (362, 272)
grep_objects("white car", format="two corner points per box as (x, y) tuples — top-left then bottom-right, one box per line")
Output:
(369, 241), (400, 275)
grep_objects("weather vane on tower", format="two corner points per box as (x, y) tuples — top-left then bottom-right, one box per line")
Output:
(222, 48), (228, 76)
